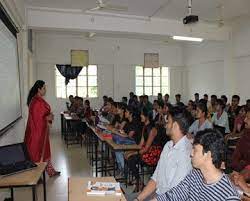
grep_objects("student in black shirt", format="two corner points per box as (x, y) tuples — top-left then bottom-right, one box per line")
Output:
(114, 106), (141, 173)
(111, 103), (127, 129)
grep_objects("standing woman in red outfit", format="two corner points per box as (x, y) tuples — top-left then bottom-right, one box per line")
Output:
(24, 80), (60, 177)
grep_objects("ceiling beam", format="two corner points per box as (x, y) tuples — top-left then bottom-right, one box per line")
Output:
(27, 6), (231, 41)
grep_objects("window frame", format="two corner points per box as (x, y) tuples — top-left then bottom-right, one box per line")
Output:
(135, 66), (169, 96)
(55, 65), (98, 98)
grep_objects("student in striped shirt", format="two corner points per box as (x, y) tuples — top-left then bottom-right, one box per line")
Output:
(151, 129), (240, 201)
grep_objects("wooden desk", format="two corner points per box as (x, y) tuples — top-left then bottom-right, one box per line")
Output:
(61, 113), (82, 147)
(88, 126), (140, 177)
(88, 126), (107, 177)
(104, 139), (140, 178)
(68, 177), (127, 201)
(89, 126), (106, 142)
(0, 162), (47, 201)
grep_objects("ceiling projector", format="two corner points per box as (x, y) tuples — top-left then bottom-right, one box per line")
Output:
(183, 15), (199, 24)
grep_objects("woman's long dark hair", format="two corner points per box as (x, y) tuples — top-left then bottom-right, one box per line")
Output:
(27, 80), (45, 106)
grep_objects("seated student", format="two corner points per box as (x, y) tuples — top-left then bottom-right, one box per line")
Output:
(247, 99), (250, 111)
(75, 97), (84, 118)
(208, 94), (217, 116)
(154, 103), (170, 147)
(203, 94), (209, 102)
(188, 103), (213, 137)
(175, 94), (185, 107)
(122, 96), (128, 106)
(135, 107), (192, 201)
(139, 95), (145, 111)
(100, 95), (108, 112)
(123, 106), (142, 144)
(114, 106), (142, 173)
(155, 102), (172, 134)
(73, 99), (93, 135)
(232, 105), (246, 134)
(228, 95), (241, 131)
(211, 99), (230, 134)
(151, 100), (160, 123)
(194, 93), (199, 105)
(163, 103), (172, 116)
(152, 129), (240, 201)
(231, 170), (250, 200)
(143, 95), (153, 113)
(126, 108), (162, 191)
(128, 92), (135, 106)
(67, 96), (78, 113)
(157, 93), (164, 106)
(186, 100), (196, 121)
(102, 97), (112, 113)
(82, 100), (93, 123)
(66, 95), (74, 110)
(231, 109), (250, 172)
(139, 109), (163, 166)
(164, 94), (170, 105)
(154, 103), (167, 127)
(110, 103), (127, 130)
(199, 98), (208, 106)
(109, 101), (118, 122)
(202, 94), (209, 108)
(131, 95), (140, 114)
(221, 95), (230, 112)
(103, 98), (116, 122)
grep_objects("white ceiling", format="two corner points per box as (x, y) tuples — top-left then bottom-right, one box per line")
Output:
(25, 0), (250, 21)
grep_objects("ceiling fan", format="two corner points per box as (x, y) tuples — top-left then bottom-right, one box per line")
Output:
(87, 0), (128, 12)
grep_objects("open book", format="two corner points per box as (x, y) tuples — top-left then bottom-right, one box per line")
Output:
(86, 181), (122, 196)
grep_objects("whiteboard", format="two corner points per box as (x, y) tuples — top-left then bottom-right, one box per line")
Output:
(0, 18), (21, 132)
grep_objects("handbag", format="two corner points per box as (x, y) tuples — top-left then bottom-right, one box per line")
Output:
(141, 145), (162, 166)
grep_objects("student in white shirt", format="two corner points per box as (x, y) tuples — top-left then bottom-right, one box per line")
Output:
(188, 102), (213, 137)
(211, 99), (230, 134)
(152, 129), (240, 201)
(134, 107), (192, 201)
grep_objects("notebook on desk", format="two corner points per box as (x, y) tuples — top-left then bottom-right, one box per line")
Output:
(0, 143), (37, 177)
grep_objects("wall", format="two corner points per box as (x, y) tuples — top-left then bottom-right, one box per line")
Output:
(185, 16), (250, 104)
(184, 41), (226, 99)
(232, 17), (250, 102)
(35, 32), (186, 131)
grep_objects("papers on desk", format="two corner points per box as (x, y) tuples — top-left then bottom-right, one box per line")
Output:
(96, 124), (107, 130)
(86, 181), (122, 196)
(98, 116), (110, 124)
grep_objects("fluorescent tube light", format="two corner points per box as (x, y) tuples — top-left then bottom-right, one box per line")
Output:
(172, 36), (203, 42)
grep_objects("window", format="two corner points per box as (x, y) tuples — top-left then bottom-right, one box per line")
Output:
(135, 66), (169, 96)
(55, 65), (98, 98)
